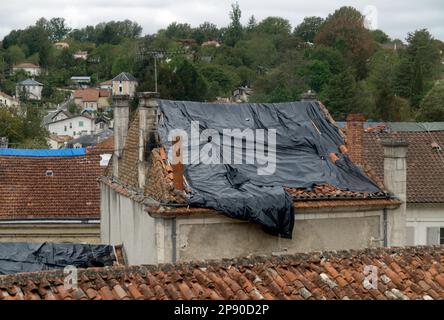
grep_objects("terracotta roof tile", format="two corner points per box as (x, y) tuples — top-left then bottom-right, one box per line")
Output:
(0, 154), (101, 219)
(364, 131), (444, 203)
(1, 246), (444, 300)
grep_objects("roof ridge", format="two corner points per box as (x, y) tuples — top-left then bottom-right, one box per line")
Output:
(0, 245), (441, 286)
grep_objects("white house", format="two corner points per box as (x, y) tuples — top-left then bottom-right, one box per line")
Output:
(112, 72), (138, 97)
(16, 79), (43, 101)
(46, 110), (110, 139)
(47, 113), (96, 138)
(13, 63), (41, 76)
(73, 51), (88, 60)
(0, 91), (19, 108)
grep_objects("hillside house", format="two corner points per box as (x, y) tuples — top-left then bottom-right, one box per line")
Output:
(74, 88), (111, 111)
(0, 148), (104, 243)
(344, 116), (444, 247)
(0, 91), (19, 108)
(46, 110), (109, 138)
(16, 79), (43, 101)
(112, 72), (138, 97)
(12, 63), (41, 76)
(73, 50), (88, 60)
(47, 134), (72, 149)
(99, 94), (406, 265)
(70, 76), (91, 88)
(54, 42), (70, 49)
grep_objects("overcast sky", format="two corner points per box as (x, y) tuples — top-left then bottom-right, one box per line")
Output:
(0, 0), (443, 41)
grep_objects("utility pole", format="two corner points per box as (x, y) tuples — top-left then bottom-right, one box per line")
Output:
(137, 48), (187, 94)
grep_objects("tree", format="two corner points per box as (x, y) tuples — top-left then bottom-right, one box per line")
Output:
(417, 81), (444, 121)
(192, 22), (220, 43)
(164, 22), (193, 39)
(294, 16), (324, 43)
(224, 2), (243, 46)
(163, 59), (209, 101)
(319, 69), (361, 119)
(395, 29), (442, 107)
(47, 18), (71, 41)
(5, 45), (25, 65)
(246, 15), (257, 32)
(371, 29), (390, 44)
(315, 6), (375, 79)
(256, 17), (292, 36)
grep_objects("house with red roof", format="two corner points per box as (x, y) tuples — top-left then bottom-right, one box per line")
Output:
(344, 115), (444, 247)
(0, 148), (105, 243)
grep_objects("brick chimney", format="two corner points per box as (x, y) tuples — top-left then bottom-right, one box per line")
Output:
(112, 95), (130, 178)
(345, 113), (366, 165)
(381, 138), (409, 247)
(137, 92), (160, 189)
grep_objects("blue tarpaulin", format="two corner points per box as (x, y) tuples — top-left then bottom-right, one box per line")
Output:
(0, 148), (86, 157)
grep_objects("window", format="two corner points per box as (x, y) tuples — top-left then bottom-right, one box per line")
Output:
(64, 126), (67, 132)
(79, 121), (84, 127)
(426, 227), (444, 245)
(69, 122), (72, 129)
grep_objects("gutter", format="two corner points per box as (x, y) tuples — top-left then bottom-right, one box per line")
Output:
(0, 219), (100, 225)
(171, 217), (177, 263)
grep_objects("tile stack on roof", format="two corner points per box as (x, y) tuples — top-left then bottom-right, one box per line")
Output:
(364, 131), (444, 203)
(0, 153), (101, 219)
(1, 246), (444, 300)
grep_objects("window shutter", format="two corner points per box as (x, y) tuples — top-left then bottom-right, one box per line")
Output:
(426, 227), (440, 245)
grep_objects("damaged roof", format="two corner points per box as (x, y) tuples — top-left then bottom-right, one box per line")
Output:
(1, 246), (444, 300)
(102, 102), (398, 219)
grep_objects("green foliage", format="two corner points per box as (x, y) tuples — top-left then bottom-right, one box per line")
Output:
(315, 6), (375, 79)
(417, 81), (444, 121)
(294, 16), (324, 43)
(395, 29), (442, 107)
(371, 29), (390, 44)
(0, 106), (48, 147)
(0, 5), (443, 131)
(224, 2), (243, 46)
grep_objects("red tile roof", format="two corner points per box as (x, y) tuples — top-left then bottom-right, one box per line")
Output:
(74, 88), (109, 102)
(1, 246), (444, 300)
(364, 130), (444, 203)
(13, 63), (40, 69)
(0, 154), (101, 219)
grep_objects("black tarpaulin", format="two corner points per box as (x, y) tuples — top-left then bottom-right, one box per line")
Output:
(157, 100), (382, 239)
(0, 242), (116, 275)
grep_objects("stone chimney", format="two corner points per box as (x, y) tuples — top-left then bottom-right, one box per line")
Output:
(381, 138), (409, 247)
(137, 92), (160, 189)
(112, 95), (130, 178)
(345, 113), (366, 165)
